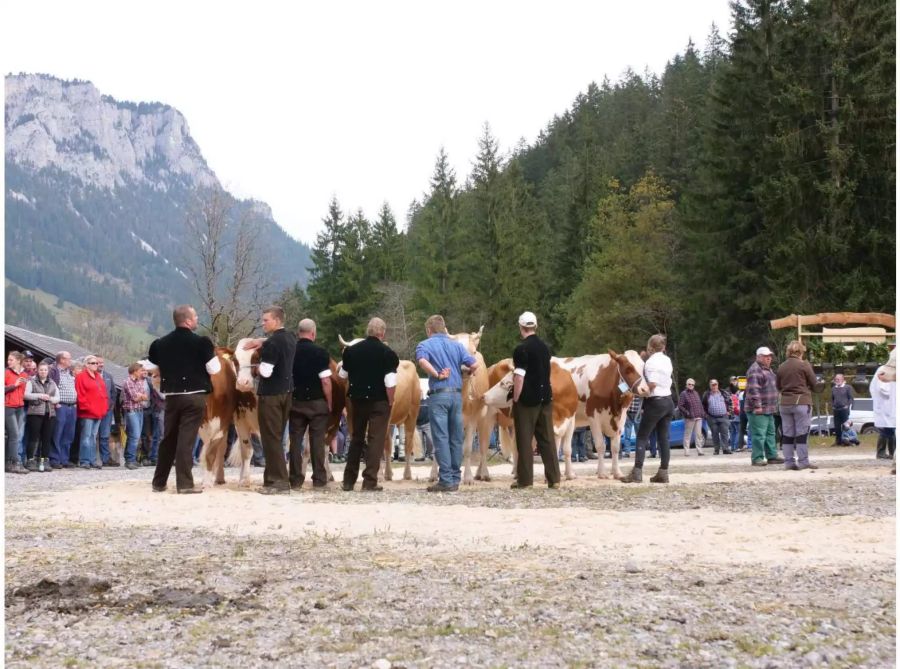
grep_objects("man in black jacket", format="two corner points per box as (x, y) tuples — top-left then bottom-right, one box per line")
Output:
(510, 311), (560, 489)
(289, 318), (333, 489)
(243, 306), (296, 495)
(339, 317), (399, 492)
(148, 305), (219, 494)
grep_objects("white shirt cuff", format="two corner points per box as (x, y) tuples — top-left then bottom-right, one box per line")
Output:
(338, 367), (349, 380)
(384, 372), (398, 388)
(206, 357), (222, 375)
(318, 369), (333, 379)
(258, 362), (274, 378)
(514, 368), (527, 377)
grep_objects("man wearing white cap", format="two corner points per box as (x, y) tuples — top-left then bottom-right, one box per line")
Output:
(745, 346), (784, 466)
(510, 311), (560, 489)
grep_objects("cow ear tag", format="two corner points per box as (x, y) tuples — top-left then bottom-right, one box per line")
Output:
(617, 381), (629, 393)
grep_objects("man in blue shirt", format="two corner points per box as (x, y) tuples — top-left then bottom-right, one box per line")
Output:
(415, 314), (477, 492)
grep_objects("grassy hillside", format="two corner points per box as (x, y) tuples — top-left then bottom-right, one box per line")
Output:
(5, 279), (156, 360)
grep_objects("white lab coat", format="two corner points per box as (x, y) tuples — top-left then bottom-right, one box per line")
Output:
(870, 371), (896, 428)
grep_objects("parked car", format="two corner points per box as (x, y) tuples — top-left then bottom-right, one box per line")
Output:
(668, 408), (712, 449)
(809, 397), (876, 436)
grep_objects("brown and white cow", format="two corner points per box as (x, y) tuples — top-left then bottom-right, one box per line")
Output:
(554, 350), (649, 480)
(335, 336), (422, 481)
(482, 358), (579, 480)
(197, 342), (261, 488)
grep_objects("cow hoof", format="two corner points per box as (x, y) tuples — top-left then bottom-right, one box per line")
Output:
(597, 473), (613, 480)
(474, 474), (484, 481)
(566, 473), (577, 481)
(238, 478), (252, 488)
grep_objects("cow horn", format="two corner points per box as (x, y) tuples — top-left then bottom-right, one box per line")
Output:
(608, 348), (620, 359)
(338, 334), (351, 348)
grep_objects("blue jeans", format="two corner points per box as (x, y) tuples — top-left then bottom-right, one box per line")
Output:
(79, 418), (101, 466)
(98, 410), (114, 463)
(571, 429), (587, 461)
(729, 417), (740, 450)
(52, 404), (77, 466)
(151, 410), (163, 460)
(124, 410), (144, 463)
(429, 391), (464, 487)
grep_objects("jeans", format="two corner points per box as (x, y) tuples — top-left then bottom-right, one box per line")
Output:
(748, 413), (778, 463)
(429, 391), (464, 487)
(708, 415), (730, 452)
(18, 413), (28, 463)
(5, 406), (25, 465)
(124, 410), (144, 463)
(51, 404), (77, 466)
(634, 396), (672, 469)
(151, 410), (164, 460)
(571, 429), (587, 461)
(622, 416), (637, 453)
(833, 408), (850, 444)
(98, 409), (114, 463)
(78, 418), (101, 466)
(729, 417), (740, 451)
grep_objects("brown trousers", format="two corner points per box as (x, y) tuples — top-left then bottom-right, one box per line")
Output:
(288, 398), (330, 487)
(344, 398), (390, 489)
(512, 400), (560, 487)
(258, 393), (292, 489)
(152, 393), (207, 491)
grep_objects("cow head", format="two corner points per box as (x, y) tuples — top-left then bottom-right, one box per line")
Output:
(610, 349), (650, 397)
(450, 325), (484, 355)
(482, 371), (514, 409)
(877, 348), (897, 383)
(233, 338), (260, 391)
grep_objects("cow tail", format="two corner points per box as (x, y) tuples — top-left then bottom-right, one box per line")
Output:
(410, 427), (423, 459)
(226, 438), (245, 468)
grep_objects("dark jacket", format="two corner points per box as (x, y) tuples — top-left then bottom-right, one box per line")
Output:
(148, 326), (215, 394)
(775, 357), (816, 406)
(513, 334), (553, 406)
(341, 336), (400, 401)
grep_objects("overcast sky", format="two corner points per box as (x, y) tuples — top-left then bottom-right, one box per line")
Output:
(4, 0), (732, 246)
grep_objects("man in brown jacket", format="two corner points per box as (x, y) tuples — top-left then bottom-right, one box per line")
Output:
(775, 340), (818, 470)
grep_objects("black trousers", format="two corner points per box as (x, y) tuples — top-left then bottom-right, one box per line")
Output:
(152, 393), (207, 491)
(26, 413), (54, 460)
(344, 398), (390, 489)
(289, 398), (330, 487)
(512, 401), (559, 487)
(258, 393), (292, 489)
(634, 396), (672, 469)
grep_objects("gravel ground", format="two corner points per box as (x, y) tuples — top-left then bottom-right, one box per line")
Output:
(5, 449), (895, 668)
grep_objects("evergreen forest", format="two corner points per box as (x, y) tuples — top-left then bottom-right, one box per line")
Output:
(285, 0), (896, 380)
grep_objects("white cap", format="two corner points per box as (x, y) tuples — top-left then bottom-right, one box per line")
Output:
(518, 311), (538, 328)
(138, 359), (158, 370)
(756, 346), (774, 356)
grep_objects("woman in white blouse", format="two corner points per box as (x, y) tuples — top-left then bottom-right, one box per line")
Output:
(621, 334), (674, 484)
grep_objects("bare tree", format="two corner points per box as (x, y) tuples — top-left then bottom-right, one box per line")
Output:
(373, 281), (421, 360)
(183, 189), (272, 347)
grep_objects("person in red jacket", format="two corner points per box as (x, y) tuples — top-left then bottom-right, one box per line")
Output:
(75, 355), (109, 469)
(5, 351), (29, 473)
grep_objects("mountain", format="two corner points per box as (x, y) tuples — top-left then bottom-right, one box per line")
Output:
(5, 73), (310, 330)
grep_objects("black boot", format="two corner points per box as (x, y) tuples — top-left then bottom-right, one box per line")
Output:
(876, 434), (888, 459)
(649, 468), (669, 483)
(619, 467), (642, 483)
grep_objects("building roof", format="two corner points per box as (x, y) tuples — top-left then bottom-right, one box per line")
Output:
(5, 324), (129, 388)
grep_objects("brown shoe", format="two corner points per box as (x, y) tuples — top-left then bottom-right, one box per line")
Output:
(649, 468), (669, 483)
(798, 464), (819, 470)
(510, 482), (532, 489)
(619, 467), (642, 484)
(361, 485), (384, 492)
(767, 457), (785, 464)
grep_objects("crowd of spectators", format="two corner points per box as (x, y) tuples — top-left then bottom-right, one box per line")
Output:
(5, 349), (164, 474)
